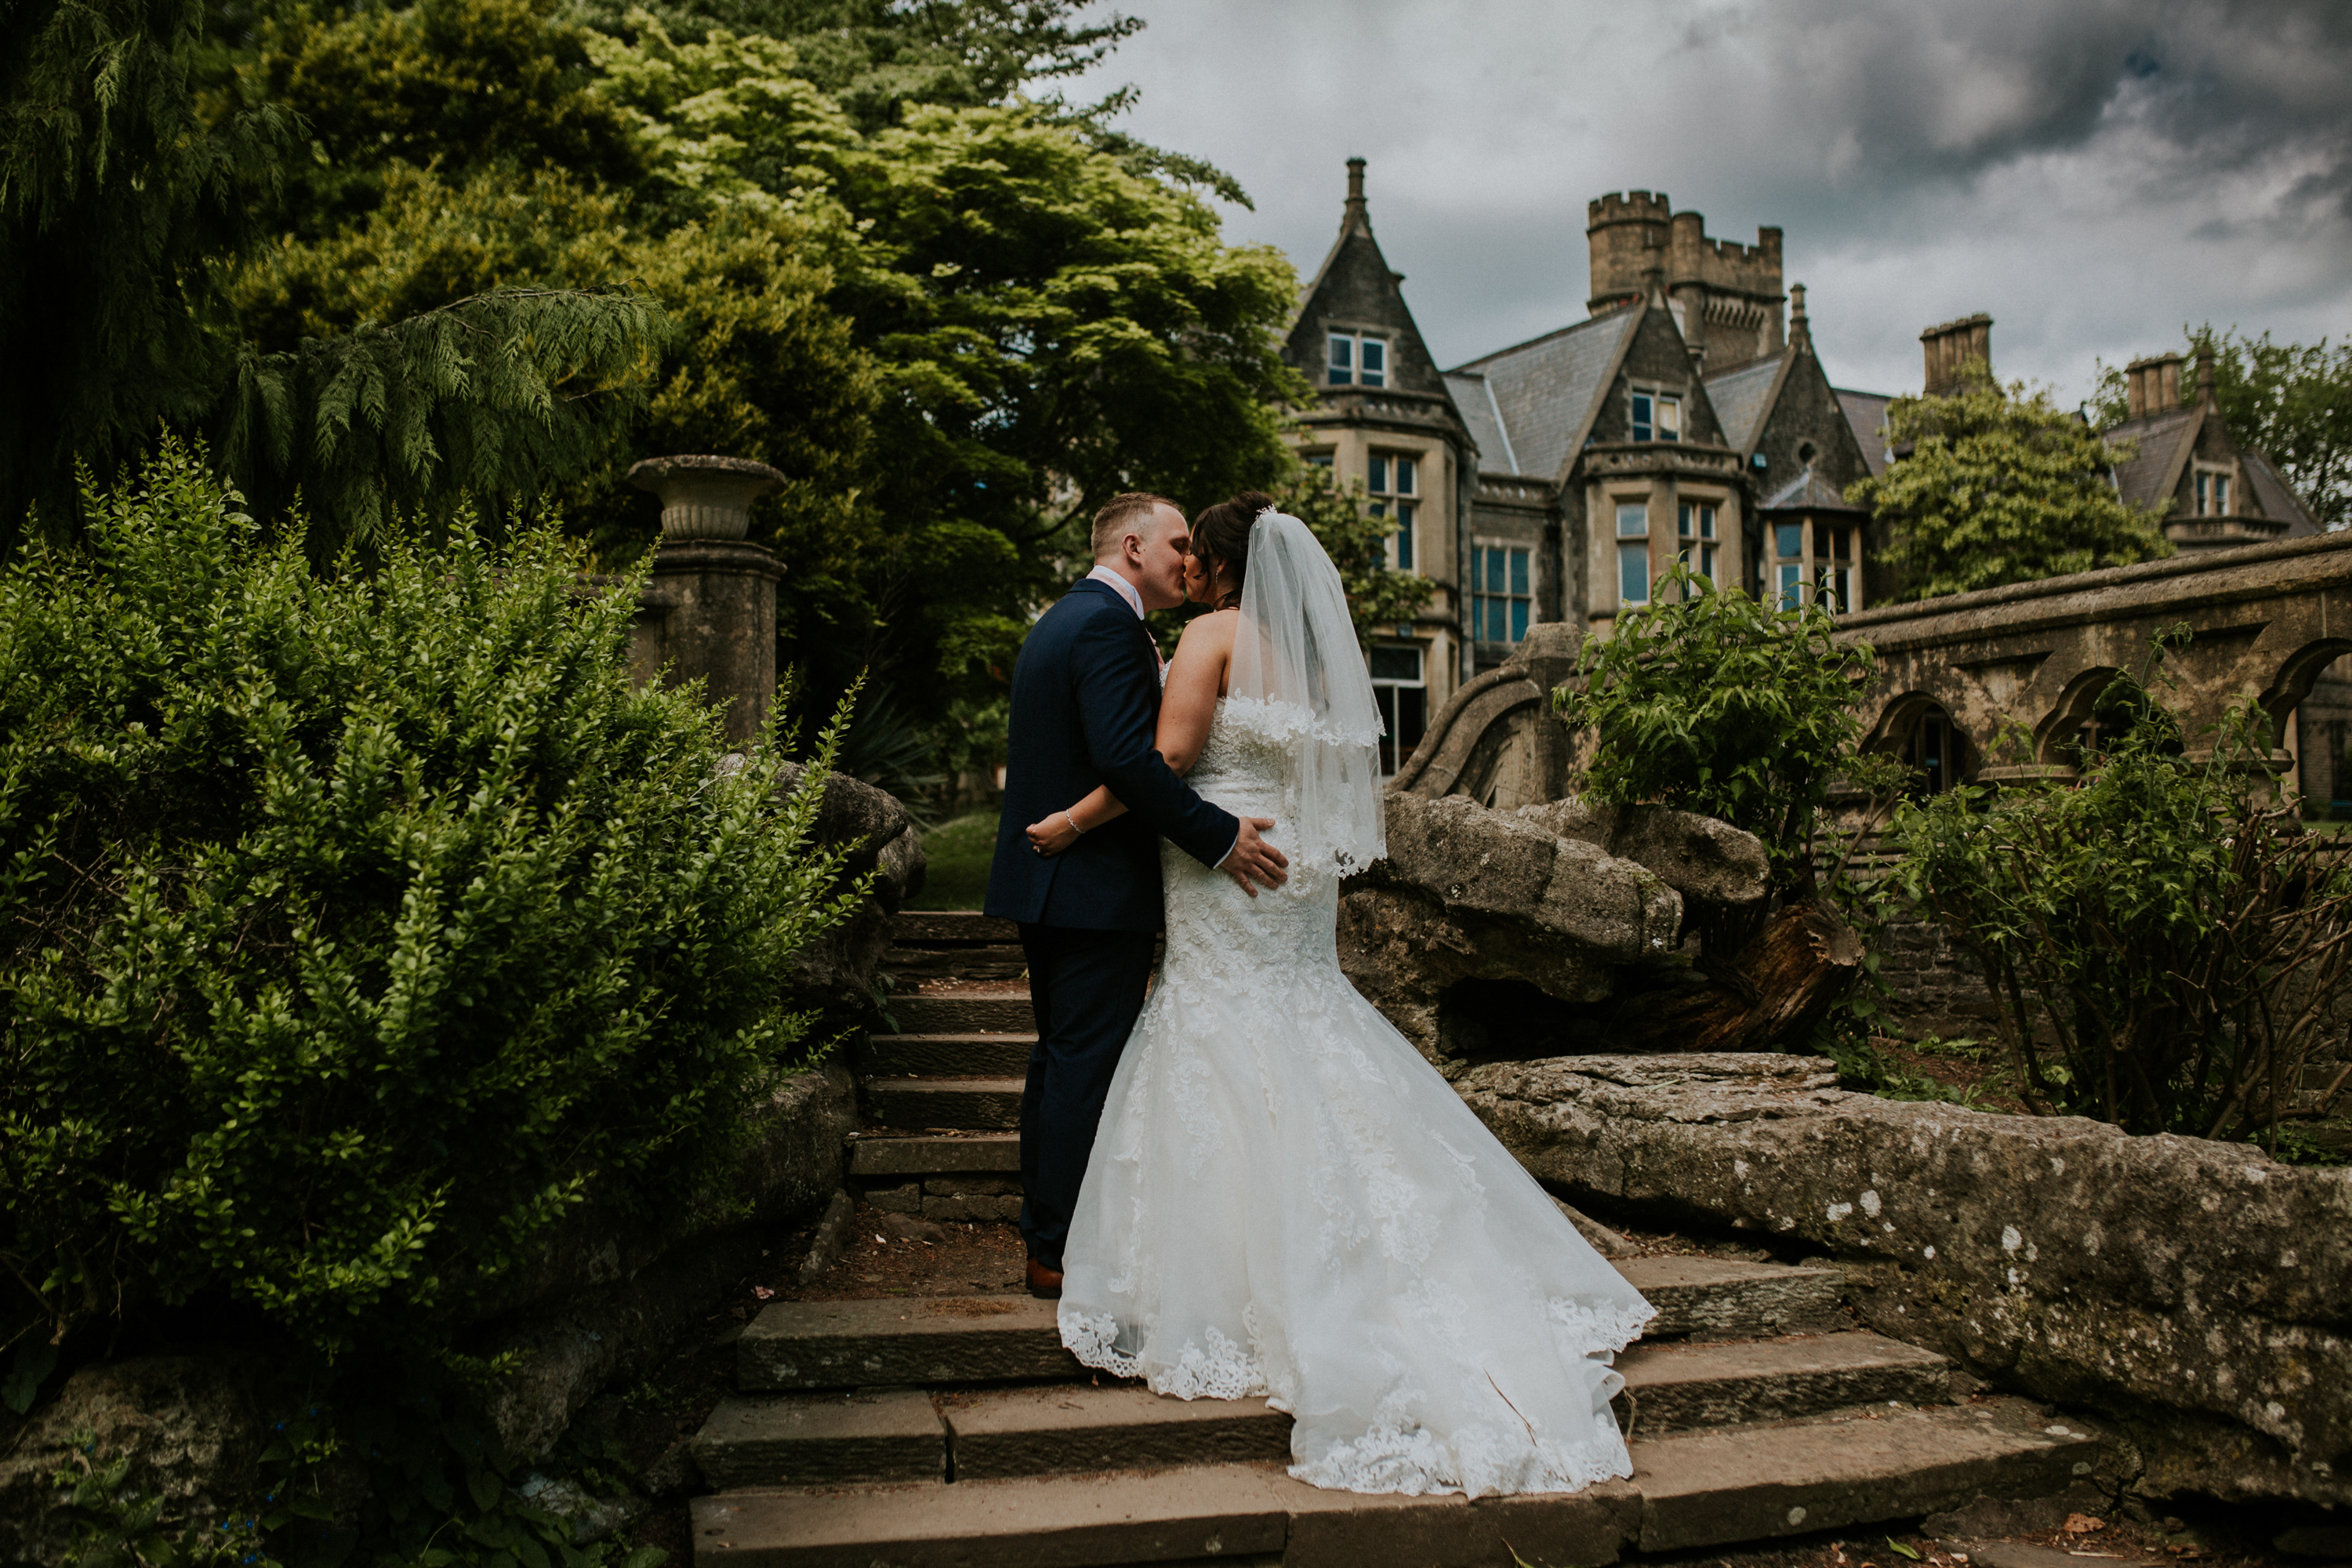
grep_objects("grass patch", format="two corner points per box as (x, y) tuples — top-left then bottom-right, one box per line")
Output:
(909, 809), (1000, 910)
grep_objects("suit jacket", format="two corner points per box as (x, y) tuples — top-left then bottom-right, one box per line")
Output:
(985, 579), (1240, 931)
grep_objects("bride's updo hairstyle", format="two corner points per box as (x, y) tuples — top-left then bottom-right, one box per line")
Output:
(1189, 490), (1275, 610)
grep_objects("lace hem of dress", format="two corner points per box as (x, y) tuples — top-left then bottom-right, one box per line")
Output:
(1218, 694), (1385, 750)
(1061, 1308), (1270, 1401)
(1549, 1295), (1659, 1354)
(1290, 1427), (1632, 1498)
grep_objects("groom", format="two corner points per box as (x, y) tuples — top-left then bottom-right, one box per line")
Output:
(985, 492), (1288, 1300)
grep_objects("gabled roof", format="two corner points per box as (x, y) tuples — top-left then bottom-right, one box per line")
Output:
(2244, 451), (2321, 535)
(1703, 353), (1789, 454)
(1446, 307), (1643, 482)
(1444, 370), (1521, 476)
(1761, 467), (1865, 513)
(1835, 388), (1894, 477)
(2102, 407), (2199, 512)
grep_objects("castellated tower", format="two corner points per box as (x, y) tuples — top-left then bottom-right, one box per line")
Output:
(1586, 191), (1785, 373)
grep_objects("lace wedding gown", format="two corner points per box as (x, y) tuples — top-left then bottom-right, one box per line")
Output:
(1057, 696), (1656, 1497)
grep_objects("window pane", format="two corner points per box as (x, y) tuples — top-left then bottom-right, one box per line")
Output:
(1369, 645), (1421, 681)
(1631, 393), (1653, 441)
(1774, 522), (1803, 560)
(1360, 339), (1387, 387)
(1396, 686), (1427, 757)
(1657, 397), (1681, 441)
(1617, 502), (1646, 537)
(1305, 452), (1333, 468)
(1470, 547), (1484, 586)
(1369, 456), (1388, 494)
(1699, 504), (1716, 539)
(1369, 499), (1387, 517)
(1777, 563), (1802, 608)
(1510, 600), (1530, 641)
(1374, 684), (1397, 773)
(1396, 456), (1417, 494)
(1396, 501), (1415, 569)
(1509, 548), (1529, 596)
(1328, 333), (1352, 386)
(1619, 542), (1649, 604)
(1486, 551), (1506, 593)
(1486, 599), (1506, 641)
(2196, 472), (2209, 513)
(1677, 502), (1692, 538)
(2218, 476), (2231, 512)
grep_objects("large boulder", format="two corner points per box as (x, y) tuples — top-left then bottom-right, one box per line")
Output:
(767, 763), (926, 1024)
(1454, 1051), (2352, 1506)
(1340, 792), (1681, 1062)
(1515, 798), (1768, 911)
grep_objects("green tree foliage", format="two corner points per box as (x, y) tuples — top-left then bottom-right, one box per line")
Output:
(1848, 361), (2171, 601)
(0, 443), (862, 1359)
(1886, 647), (2352, 1149)
(0, 0), (668, 549)
(1555, 568), (1884, 899)
(2089, 326), (2352, 532)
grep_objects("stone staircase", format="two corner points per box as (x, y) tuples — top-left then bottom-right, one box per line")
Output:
(687, 912), (2107, 1566)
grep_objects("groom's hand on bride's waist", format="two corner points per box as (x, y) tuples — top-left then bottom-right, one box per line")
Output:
(1219, 818), (1287, 896)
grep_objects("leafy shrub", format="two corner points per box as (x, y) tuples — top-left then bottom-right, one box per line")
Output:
(0, 443), (860, 1363)
(1885, 654), (2352, 1145)
(1555, 568), (1893, 899)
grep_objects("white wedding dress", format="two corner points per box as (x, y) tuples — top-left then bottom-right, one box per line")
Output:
(1056, 677), (1657, 1497)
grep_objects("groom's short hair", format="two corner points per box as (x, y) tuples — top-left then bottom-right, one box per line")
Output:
(1091, 492), (1181, 561)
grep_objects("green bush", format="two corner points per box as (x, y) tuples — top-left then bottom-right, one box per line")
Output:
(0, 443), (860, 1363)
(1885, 652), (2352, 1146)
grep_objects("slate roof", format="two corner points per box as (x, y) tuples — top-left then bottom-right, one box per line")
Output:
(2103, 408), (2198, 511)
(1445, 370), (1520, 476)
(1446, 309), (1642, 482)
(1761, 467), (1865, 512)
(2245, 450), (2321, 534)
(1703, 354), (1786, 453)
(1835, 388), (1894, 477)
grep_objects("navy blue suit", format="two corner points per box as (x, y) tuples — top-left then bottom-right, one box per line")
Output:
(985, 578), (1240, 1269)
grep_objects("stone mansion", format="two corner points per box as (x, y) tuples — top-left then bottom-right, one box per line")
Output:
(1289, 162), (2325, 779)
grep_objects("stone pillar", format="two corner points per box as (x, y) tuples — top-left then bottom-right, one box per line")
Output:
(627, 455), (786, 746)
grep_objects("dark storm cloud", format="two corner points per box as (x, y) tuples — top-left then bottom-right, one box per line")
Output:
(1067, 0), (2352, 397)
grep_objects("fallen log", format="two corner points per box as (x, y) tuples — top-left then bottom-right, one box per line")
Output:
(1609, 899), (1865, 1053)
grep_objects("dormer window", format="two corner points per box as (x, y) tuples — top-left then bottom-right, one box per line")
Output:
(2195, 467), (2234, 517)
(1328, 332), (1388, 387)
(1632, 390), (1681, 443)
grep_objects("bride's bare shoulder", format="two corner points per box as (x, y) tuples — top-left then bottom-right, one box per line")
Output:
(1173, 607), (1240, 655)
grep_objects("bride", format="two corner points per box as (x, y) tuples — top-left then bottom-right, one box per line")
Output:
(1022, 491), (1653, 1498)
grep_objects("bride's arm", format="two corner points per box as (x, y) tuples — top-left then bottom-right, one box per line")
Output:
(1026, 614), (1232, 856)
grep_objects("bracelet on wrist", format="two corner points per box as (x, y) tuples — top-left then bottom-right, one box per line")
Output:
(1064, 809), (1085, 837)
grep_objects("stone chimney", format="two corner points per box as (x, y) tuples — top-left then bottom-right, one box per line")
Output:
(1788, 283), (1812, 354)
(1920, 314), (1992, 396)
(1343, 157), (1368, 234)
(2195, 343), (2216, 408)
(2124, 353), (2185, 419)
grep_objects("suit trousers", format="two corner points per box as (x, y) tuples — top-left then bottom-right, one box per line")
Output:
(1016, 922), (1157, 1271)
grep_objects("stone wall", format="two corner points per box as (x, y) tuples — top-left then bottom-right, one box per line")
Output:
(1454, 1052), (2352, 1507)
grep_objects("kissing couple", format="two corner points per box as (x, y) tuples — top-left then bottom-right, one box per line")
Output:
(985, 489), (1654, 1497)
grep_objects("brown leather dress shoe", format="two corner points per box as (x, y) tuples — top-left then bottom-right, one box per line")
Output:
(1025, 1257), (1064, 1300)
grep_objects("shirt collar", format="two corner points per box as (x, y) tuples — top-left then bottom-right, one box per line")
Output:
(1085, 564), (1146, 619)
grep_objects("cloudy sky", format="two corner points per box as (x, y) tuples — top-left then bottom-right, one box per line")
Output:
(1065, 0), (2352, 405)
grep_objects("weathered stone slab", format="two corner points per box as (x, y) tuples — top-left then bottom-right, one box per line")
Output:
(862, 1032), (1035, 1077)
(1516, 799), (1769, 909)
(848, 1132), (1021, 1177)
(1617, 1332), (1948, 1432)
(1457, 1051), (2352, 1503)
(892, 993), (1035, 1033)
(1613, 1254), (1846, 1340)
(1631, 1400), (2103, 1552)
(739, 1297), (1078, 1391)
(945, 1385), (1291, 1479)
(864, 1076), (1023, 1131)
(693, 1390), (945, 1487)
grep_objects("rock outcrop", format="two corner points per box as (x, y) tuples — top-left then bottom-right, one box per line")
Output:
(1339, 791), (1682, 1062)
(1454, 1051), (2352, 1505)
(1515, 798), (1769, 912)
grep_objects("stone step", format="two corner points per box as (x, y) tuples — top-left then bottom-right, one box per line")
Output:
(691, 1398), (2103, 1566)
(864, 1076), (1024, 1132)
(862, 1033), (1036, 1078)
(1618, 1254), (1846, 1340)
(886, 945), (1029, 983)
(739, 1267), (1861, 1392)
(891, 992), (1034, 1034)
(891, 912), (1022, 944)
(847, 1131), (1022, 1178)
(711, 1331), (1937, 1486)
